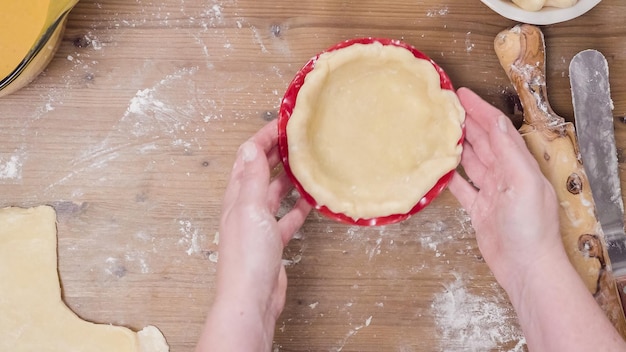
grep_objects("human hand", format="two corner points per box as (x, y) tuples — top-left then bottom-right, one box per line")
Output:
(448, 88), (564, 294)
(448, 88), (626, 352)
(196, 119), (312, 352)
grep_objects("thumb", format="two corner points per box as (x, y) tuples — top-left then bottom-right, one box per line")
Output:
(237, 141), (271, 206)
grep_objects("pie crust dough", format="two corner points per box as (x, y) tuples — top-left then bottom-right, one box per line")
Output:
(0, 206), (169, 352)
(287, 42), (465, 219)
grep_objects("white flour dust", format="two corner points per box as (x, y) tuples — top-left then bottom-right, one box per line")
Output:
(419, 220), (453, 258)
(250, 25), (270, 54)
(40, 31), (103, 114)
(432, 275), (526, 352)
(122, 66), (200, 138)
(102, 231), (160, 276)
(419, 211), (475, 259)
(418, 210), (524, 351)
(342, 225), (391, 261)
(427, 6), (449, 17)
(178, 219), (204, 256)
(104, 254), (150, 276)
(43, 65), (209, 192)
(204, 3), (224, 24)
(104, 257), (123, 276)
(208, 231), (220, 263)
(331, 315), (375, 352)
(465, 32), (475, 53)
(0, 154), (23, 181)
(124, 250), (151, 274)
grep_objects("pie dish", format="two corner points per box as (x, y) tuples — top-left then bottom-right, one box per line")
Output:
(278, 38), (465, 226)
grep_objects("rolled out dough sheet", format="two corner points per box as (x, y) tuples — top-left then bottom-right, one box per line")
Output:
(0, 206), (169, 351)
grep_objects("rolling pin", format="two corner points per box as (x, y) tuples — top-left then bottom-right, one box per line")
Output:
(493, 24), (626, 337)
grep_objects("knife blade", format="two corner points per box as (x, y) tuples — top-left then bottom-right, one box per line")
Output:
(570, 49), (626, 279)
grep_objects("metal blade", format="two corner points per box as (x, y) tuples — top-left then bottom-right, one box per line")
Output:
(570, 49), (626, 276)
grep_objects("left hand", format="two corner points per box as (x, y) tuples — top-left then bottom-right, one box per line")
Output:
(196, 119), (312, 352)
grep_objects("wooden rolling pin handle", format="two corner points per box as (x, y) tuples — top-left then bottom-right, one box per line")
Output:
(493, 24), (563, 132)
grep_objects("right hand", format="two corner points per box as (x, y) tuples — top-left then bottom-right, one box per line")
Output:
(447, 87), (565, 294)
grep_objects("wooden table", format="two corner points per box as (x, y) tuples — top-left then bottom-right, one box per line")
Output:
(1, 0), (625, 350)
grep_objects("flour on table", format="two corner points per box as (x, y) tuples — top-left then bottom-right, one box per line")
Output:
(331, 315), (375, 352)
(432, 275), (525, 352)
(419, 219), (459, 258)
(205, 4), (224, 23)
(465, 32), (475, 53)
(103, 232), (158, 276)
(124, 250), (151, 274)
(427, 6), (449, 17)
(207, 232), (220, 263)
(250, 25), (270, 54)
(419, 220), (452, 258)
(123, 66), (200, 138)
(178, 219), (204, 256)
(45, 65), (207, 191)
(0, 154), (23, 181)
(85, 32), (103, 50)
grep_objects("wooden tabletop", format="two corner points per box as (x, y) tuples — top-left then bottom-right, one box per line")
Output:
(1, 0), (625, 350)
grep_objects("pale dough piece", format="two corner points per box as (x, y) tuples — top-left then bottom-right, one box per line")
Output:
(545, 0), (577, 8)
(0, 206), (169, 352)
(287, 42), (465, 219)
(512, 0), (546, 11)
(512, 0), (577, 11)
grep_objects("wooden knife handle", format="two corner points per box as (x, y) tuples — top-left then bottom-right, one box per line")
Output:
(494, 24), (626, 338)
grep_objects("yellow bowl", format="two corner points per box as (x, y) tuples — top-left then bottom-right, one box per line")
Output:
(0, 0), (79, 98)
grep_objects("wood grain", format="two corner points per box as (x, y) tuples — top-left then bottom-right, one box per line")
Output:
(1, 0), (625, 350)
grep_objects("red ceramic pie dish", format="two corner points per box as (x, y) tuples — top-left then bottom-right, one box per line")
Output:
(277, 37), (464, 226)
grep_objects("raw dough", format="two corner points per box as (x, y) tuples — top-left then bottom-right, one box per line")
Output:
(545, 0), (577, 8)
(0, 206), (169, 352)
(511, 0), (577, 11)
(287, 42), (465, 219)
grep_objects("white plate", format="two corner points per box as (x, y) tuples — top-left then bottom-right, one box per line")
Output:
(480, 0), (601, 25)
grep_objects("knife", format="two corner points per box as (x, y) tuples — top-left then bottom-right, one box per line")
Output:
(570, 50), (626, 298)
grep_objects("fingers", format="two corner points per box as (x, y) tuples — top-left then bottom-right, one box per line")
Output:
(267, 172), (294, 214)
(457, 87), (509, 133)
(222, 120), (313, 247)
(221, 149), (246, 214)
(488, 114), (541, 177)
(459, 142), (488, 188)
(268, 172), (310, 244)
(464, 115), (496, 168)
(457, 87), (537, 175)
(250, 118), (279, 155)
(235, 120), (279, 205)
(448, 171), (478, 211)
(267, 145), (281, 170)
(223, 120), (282, 211)
(237, 141), (271, 206)
(457, 87), (526, 149)
(278, 197), (312, 245)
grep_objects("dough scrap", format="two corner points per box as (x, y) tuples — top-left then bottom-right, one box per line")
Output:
(287, 42), (465, 219)
(511, 0), (577, 11)
(0, 206), (169, 352)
